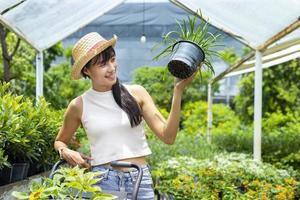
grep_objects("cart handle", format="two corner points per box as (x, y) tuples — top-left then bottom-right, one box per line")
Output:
(49, 160), (143, 200)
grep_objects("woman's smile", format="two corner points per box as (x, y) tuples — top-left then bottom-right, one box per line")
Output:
(105, 73), (116, 81)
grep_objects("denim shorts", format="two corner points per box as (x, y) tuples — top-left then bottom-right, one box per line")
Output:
(92, 164), (155, 200)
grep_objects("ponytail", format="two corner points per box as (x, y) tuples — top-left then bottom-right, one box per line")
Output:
(112, 79), (142, 127)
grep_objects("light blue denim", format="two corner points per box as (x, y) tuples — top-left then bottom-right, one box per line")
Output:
(92, 164), (155, 200)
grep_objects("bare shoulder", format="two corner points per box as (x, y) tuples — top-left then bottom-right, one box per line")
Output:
(125, 84), (149, 105)
(65, 96), (83, 120)
(125, 84), (148, 97)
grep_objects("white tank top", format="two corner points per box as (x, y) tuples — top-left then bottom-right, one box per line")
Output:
(81, 87), (152, 166)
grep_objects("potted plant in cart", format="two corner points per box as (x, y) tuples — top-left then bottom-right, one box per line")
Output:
(153, 12), (221, 79)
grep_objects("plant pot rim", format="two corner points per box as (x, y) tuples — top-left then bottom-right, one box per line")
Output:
(172, 40), (205, 61)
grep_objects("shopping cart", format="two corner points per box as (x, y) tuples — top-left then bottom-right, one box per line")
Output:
(49, 159), (143, 200)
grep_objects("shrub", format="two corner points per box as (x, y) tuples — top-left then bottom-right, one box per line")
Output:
(234, 58), (300, 123)
(262, 121), (300, 167)
(0, 148), (10, 170)
(43, 62), (91, 109)
(0, 82), (62, 169)
(133, 66), (218, 110)
(153, 153), (299, 199)
(213, 113), (300, 169)
(182, 101), (240, 136)
(213, 125), (253, 154)
(146, 132), (221, 169)
(280, 151), (300, 170)
(1, 83), (42, 163)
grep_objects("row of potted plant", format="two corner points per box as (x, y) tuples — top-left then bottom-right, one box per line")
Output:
(0, 82), (62, 185)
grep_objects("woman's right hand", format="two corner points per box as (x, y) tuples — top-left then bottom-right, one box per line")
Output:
(174, 66), (199, 92)
(59, 147), (92, 168)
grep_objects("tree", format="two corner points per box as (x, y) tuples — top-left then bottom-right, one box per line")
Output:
(234, 58), (300, 123)
(0, 24), (20, 82)
(133, 66), (219, 110)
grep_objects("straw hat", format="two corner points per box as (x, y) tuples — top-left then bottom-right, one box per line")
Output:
(71, 32), (117, 80)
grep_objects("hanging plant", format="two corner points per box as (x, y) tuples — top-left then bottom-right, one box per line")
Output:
(154, 11), (221, 79)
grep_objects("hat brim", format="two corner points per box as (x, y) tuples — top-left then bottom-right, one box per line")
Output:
(71, 36), (117, 80)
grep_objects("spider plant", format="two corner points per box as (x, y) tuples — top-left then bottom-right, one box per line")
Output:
(153, 13), (221, 75)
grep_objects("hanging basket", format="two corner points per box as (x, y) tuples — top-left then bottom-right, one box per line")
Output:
(167, 40), (205, 79)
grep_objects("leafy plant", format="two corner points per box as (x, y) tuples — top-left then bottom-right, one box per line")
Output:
(43, 62), (91, 109)
(133, 66), (218, 110)
(0, 29), (63, 82)
(12, 165), (116, 200)
(234, 58), (300, 123)
(153, 153), (299, 200)
(0, 148), (10, 170)
(0, 83), (41, 163)
(146, 132), (221, 169)
(213, 117), (300, 170)
(181, 101), (240, 136)
(219, 46), (252, 66)
(153, 12), (221, 74)
(0, 82), (62, 169)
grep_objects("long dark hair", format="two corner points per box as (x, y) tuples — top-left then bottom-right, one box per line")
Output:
(81, 46), (142, 127)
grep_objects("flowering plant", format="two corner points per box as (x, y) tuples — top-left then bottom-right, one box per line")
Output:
(153, 153), (299, 199)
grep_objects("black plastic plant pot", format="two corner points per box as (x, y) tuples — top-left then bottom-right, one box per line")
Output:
(168, 40), (205, 79)
(0, 163), (29, 185)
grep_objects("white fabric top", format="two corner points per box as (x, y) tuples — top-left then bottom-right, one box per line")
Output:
(81, 87), (152, 166)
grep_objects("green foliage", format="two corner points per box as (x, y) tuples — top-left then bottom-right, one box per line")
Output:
(280, 151), (300, 170)
(181, 101), (240, 136)
(0, 31), (35, 81)
(43, 62), (91, 109)
(234, 58), (300, 123)
(153, 14), (221, 74)
(12, 166), (116, 200)
(9, 60), (90, 109)
(43, 42), (64, 71)
(0, 31), (64, 81)
(147, 132), (221, 169)
(219, 46), (252, 65)
(213, 115), (300, 170)
(262, 120), (300, 166)
(32, 100), (64, 168)
(219, 48), (240, 65)
(1, 82), (41, 163)
(133, 66), (173, 109)
(0, 30), (86, 109)
(0, 82), (62, 167)
(0, 148), (10, 170)
(153, 153), (299, 200)
(133, 66), (218, 110)
(144, 106), (220, 167)
(213, 125), (253, 154)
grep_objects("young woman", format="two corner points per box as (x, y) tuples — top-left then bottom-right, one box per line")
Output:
(54, 32), (198, 200)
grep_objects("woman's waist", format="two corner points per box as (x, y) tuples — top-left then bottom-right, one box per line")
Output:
(93, 156), (147, 172)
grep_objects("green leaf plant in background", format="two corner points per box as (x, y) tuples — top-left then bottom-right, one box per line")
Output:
(233, 58), (300, 123)
(0, 82), (62, 172)
(0, 148), (11, 170)
(12, 166), (116, 200)
(133, 66), (219, 111)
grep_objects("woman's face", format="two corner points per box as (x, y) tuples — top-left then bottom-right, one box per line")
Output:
(83, 55), (118, 91)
